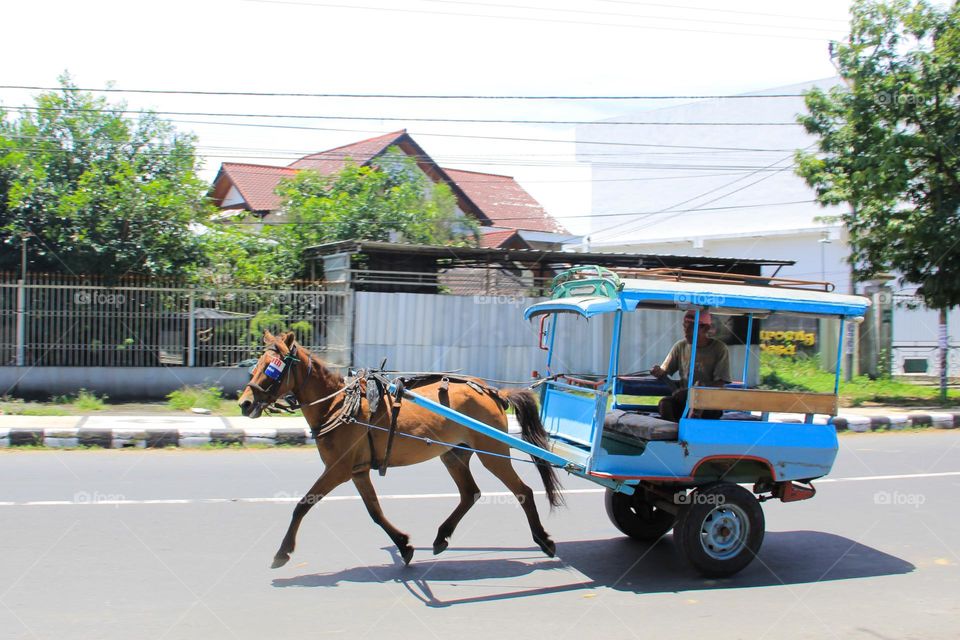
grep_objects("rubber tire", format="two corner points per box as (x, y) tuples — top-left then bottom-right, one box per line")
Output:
(604, 488), (676, 542)
(673, 483), (765, 578)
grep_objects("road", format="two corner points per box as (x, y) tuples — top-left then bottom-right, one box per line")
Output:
(1, 430), (959, 640)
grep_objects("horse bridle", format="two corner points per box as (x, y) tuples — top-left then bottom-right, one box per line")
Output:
(246, 342), (312, 407)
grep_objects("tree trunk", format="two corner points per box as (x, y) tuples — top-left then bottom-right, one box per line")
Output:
(939, 307), (948, 403)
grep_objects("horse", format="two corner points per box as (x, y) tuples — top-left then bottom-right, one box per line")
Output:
(238, 331), (563, 569)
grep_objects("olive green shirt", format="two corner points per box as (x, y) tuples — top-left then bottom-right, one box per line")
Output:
(663, 338), (731, 387)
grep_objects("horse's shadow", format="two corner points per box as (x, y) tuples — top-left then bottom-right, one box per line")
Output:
(271, 531), (914, 607)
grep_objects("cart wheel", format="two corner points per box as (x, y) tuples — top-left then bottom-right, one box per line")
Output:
(604, 488), (676, 541)
(673, 483), (764, 578)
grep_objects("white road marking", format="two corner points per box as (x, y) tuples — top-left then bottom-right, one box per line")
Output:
(2, 471), (958, 507)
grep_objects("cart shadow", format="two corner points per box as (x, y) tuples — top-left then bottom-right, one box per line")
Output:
(271, 530), (913, 607)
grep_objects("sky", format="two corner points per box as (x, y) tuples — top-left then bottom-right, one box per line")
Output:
(1, 0), (855, 235)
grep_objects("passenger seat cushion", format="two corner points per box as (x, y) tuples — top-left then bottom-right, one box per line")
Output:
(603, 409), (679, 441)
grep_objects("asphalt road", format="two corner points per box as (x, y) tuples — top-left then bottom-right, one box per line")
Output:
(1, 430), (959, 640)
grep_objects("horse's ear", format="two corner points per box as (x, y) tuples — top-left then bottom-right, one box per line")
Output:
(263, 330), (275, 344)
(282, 331), (296, 348)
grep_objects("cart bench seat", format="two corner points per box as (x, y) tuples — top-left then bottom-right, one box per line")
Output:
(604, 409), (679, 442)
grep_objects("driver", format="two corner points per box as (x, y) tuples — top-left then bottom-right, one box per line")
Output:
(651, 310), (730, 421)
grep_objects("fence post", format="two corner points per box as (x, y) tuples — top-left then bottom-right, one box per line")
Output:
(187, 290), (196, 367)
(15, 279), (26, 366)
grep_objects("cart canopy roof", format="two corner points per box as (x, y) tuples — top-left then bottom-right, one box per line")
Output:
(524, 277), (871, 321)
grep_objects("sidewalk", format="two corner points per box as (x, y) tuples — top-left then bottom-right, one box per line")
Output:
(0, 409), (957, 448)
(0, 413), (526, 448)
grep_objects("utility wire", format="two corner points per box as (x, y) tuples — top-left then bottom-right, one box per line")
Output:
(243, 0), (842, 41)
(593, 0), (848, 24)
(0, 84), (808, 101)
(224, 199), (817, 224)
(420, 0), (843, 33)
(8, 105), (798, 126)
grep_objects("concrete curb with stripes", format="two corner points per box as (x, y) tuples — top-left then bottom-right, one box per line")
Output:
(0, 415), (525, 449)
(0, 412), (957, 448)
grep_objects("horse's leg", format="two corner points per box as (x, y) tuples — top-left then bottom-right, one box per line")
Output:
(432, 447), (480, 555)
(476, 446), (556, 557)
(272, 464), (351, 569)
(351, 470), (415, 565)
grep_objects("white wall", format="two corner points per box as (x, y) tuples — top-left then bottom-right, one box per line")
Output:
(353, 292), (757, 385)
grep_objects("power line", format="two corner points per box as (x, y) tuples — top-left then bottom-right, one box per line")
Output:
(589, 147), (805, 237)
(417, 0), (843, 34)
(223, 199), (817, 224)
(242, 0), (842, 41)
(170, 119), (803, 152)
(593, 0), (848, 24)
(8, 105), (799, 126)
(0, 84), (808, 101)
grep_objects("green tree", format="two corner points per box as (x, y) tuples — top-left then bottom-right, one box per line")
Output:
(0, 75), (214, 278)
(795, 0), (960, 398)
(267, 150), (478, 279)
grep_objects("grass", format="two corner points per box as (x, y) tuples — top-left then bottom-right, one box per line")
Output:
(166, 386), (224, 412)
(72, 389), (107, 411)
(760, 353), (959, 407)
(1, 390), (107, 415)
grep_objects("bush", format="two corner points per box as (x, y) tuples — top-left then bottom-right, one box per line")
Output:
(167, 386), (223, 411)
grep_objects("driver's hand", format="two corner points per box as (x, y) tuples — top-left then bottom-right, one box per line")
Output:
(651, 364), (665, 378)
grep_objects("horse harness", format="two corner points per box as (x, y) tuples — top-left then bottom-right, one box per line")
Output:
(311, 370), (508, 476)
(245, 343), (313, 414)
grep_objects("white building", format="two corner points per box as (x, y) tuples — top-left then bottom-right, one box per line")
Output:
(576, 78), (957, 378)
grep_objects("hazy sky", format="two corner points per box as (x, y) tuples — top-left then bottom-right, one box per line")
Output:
(1, 0), (855, 234)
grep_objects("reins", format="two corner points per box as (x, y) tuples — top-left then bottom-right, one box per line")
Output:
(248, 342), (559, 471)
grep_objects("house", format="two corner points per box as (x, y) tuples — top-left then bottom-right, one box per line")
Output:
(208, 130), (577, 250)
(575, 78), (957, 378)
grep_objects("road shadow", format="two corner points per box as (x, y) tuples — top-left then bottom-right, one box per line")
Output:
(271, 531), (914, 607)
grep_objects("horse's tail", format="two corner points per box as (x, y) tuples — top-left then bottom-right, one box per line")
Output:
(502, 389), (565, 509)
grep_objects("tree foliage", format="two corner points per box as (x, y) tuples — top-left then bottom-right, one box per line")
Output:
(0, 76), (213, 278)
(795, 0), (960, 310)
(266, 150), (479, 279)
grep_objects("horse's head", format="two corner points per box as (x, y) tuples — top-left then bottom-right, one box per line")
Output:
(239, 331), (304, 419)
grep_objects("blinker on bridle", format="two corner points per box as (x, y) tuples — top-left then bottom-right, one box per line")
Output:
(246, 343), (304, 396)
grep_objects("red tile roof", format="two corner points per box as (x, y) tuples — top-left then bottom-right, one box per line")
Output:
(210, 132), (568, 237)
(442, 168), (568, 234)
(215, 163), (296, 212)
(289, 130), (407, 175)
(478, 229), (520, 248)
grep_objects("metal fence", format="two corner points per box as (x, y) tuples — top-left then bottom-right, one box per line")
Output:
(0, 275), (351, 368)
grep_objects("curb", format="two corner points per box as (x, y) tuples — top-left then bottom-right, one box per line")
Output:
(831, 411), (959, 432)
(0, 413), (954, 448)
(0, 425), (312, 449)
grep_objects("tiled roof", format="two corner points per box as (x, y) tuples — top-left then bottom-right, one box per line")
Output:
(289, 130), (407, 174)
(217, 163), (296, 212)
(211, 133), (568, 237)
(442, 168), (568, 234)
(479, 229), (521, 248)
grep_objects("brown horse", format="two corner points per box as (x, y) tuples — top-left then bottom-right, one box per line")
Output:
(238, 331), (563, 569)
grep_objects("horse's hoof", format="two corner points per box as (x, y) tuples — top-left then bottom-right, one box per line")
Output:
(271, 554), (290, 569)
(400, 545), (415, 565)
(432, 538), (449, 555)
(536, 536), (556, 558)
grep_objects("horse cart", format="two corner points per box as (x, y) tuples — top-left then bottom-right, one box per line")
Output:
(240, 266), (870, 578)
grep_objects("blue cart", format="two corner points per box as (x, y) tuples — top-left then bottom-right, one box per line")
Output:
(395, 267), (871, 577)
